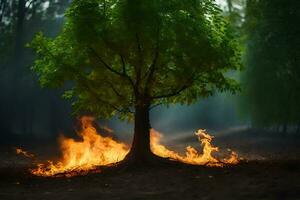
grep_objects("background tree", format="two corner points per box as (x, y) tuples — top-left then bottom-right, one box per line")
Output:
(225, 0), (245, 32)
(241, 0), (300, 132)
(0, 0), (71, 141)
(30, 0), (241, 163)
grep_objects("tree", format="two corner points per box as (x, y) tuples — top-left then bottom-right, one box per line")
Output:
(224, 0), (245, 34)
(242, 0), (300, 132)
(0, 0), (71, 138)
(0, 0), (70, 67)
(30, 0), (241, 164)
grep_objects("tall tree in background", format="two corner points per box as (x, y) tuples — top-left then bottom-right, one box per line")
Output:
(242, 0), (300, 132)
(225, 0), (246, 37)
(0, 0), (71, 139)
(31, 0), (240, 163)
(225, 0), (245, 34)
(0, 0), (70, 66)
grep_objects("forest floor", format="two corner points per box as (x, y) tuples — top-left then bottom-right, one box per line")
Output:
(0, 159), (299, 200)
(1, 129), (300, 200)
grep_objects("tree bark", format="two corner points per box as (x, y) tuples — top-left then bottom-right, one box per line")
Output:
(124, 99), (155, 164)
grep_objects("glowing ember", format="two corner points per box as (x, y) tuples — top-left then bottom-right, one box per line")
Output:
(16, 148), (35, 159)
(16, 117), (239, 177)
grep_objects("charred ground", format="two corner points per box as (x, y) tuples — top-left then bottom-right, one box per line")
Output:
(1, 130), (300, 200)
(0, 160), (299, 200)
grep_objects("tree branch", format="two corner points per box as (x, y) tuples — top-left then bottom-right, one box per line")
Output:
(145, 46), (159, 89)
(150, 65), (196, 100)
(135, 33), (143, 88)
(0, 0), (7, 22)
(120, 54), (126, 74)
(89, 47), (123, 76)
(149, 102), (163, 110)
(144, 26), (160, 94)
(78, 74), (134, 114)
(105, 80), (123, 98)
(89, 47), (136, 90)
(150, 84), (191, 99)
(44, 47), (133, 114)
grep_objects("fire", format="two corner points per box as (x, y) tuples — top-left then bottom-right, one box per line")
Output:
(16, 117), (238, 177)
(150, 129), (239, 166)
(16, 148), (35, 159)
(31, 116), (129, 176)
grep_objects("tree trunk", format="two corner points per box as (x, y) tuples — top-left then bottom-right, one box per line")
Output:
(8, 0), (26, 134)
(124, 100), (154, 164)
(14, 0), (26, 60)
(227, 0), (233, 13)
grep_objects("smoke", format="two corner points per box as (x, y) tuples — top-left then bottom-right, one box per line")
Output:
(151, 93), (243, 136)
(105, 92), (245, 141)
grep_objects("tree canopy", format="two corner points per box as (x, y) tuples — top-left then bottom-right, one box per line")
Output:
(30, 0), (241, 121)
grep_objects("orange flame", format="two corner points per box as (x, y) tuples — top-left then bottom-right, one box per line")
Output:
(16, 148), (35, 159)
(151, 129), (239, 166)
(31, 116), (129, 176)
(16, 117), (238, 177)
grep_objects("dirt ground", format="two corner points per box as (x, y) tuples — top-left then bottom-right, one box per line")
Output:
(0, 159), (299, 200)
(1, 129), (300, 200)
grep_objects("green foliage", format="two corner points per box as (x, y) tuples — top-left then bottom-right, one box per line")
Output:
(30, 0), (241, 120)
(242, 0), (300, 127)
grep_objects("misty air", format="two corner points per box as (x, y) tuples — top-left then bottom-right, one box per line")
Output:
(0, 0), (299, 200)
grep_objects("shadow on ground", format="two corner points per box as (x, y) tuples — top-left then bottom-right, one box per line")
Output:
(0, 159), (299, 200)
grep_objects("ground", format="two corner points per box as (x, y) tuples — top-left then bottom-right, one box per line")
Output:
(1, 129), (300, 200)
(0, 159), (300, 200)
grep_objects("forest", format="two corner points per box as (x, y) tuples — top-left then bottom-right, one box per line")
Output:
(1, 0), (299, 143)
(0, 0), (300, 200)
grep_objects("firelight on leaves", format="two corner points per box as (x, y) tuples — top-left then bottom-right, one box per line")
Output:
(16, 117), (239, 177)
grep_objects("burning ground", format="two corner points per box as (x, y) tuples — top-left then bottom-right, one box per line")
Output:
(1, 118), (300, 199)
(14, 116), (238, 177)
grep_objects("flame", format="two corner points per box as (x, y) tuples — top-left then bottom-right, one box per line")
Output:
(16, 117), (238, 177)
(31, 116), (129, 176)
(150, 129), (239, 166)
(16, 148), (35, 159)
